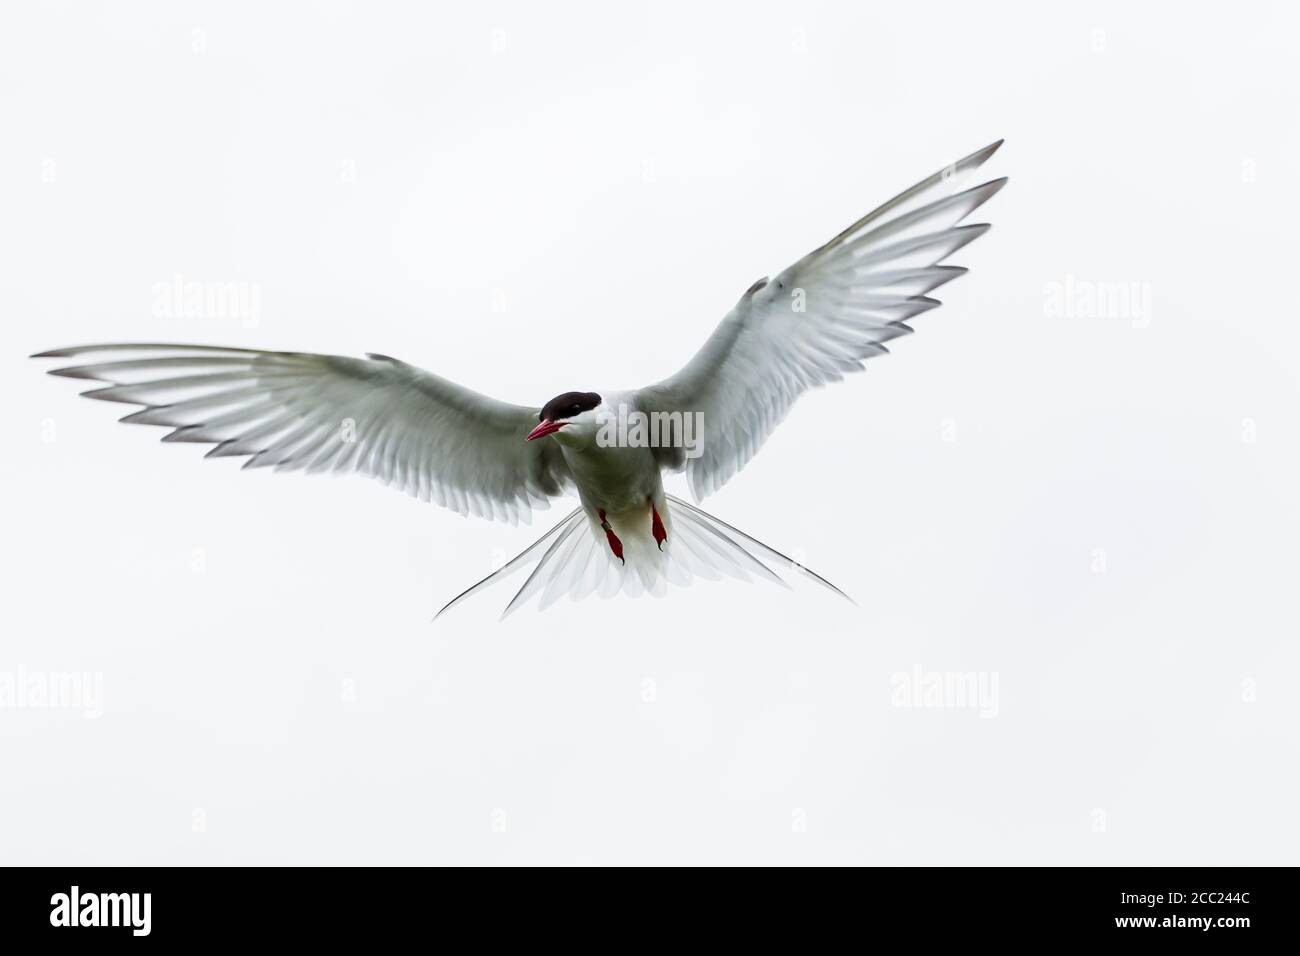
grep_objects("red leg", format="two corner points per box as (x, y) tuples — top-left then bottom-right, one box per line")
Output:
(650, 501), (667, 551)
(598, 509), (624, 564)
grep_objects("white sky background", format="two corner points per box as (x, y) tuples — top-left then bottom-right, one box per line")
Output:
(1, 1), (1297, 865)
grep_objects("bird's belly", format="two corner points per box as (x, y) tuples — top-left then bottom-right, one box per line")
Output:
(563, 443), (660, 514)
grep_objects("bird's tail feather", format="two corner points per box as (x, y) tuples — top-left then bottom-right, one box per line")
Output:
(434, 495), (852, 620)
(665, 495), (855, 604)
(432, 508), (581, 620)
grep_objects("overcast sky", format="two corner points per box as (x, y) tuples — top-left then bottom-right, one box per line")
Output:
(1, 0), (1297, 864)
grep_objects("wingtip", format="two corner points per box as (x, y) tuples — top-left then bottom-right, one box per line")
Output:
(954, 175), (1008, 205)
(31, 345), (113, 359)
(160, 425), (204, 443)
(46, 365), (99, 380)
(961, 139), (1005, 169)
(78, 385), (134, 404)
(432, 595), (457, 622)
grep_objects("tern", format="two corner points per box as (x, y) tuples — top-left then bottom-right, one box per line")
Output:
(34, 141), (1005, 617)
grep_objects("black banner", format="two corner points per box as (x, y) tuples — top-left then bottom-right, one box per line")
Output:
(0, 866), (1282, 943)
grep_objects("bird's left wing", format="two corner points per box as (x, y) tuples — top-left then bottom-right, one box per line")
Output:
(637, 140), (1006, 501)
(33, 343), (570, 523)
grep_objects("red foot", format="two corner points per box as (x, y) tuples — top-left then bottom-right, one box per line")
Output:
(650, 502), (667, 551)
(598, 510), (624, 564)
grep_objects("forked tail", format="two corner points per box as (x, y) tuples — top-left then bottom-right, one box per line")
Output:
(434, 495), (852, 620)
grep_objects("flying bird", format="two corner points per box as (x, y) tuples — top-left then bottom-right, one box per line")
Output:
(34, 141), (1006, 617)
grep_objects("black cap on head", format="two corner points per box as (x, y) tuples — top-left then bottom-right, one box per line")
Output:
(539, 391), (601, 422)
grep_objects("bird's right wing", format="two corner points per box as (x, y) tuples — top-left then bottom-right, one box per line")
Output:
(34, 343), (571, 524)
(638, 140), (1005, 501)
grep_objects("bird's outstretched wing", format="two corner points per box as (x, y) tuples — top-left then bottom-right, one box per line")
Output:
(638, 140), (1006, 501)
(33, 343), (570, 524)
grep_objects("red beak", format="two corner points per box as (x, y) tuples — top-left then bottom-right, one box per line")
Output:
(526, 419), (566, 441)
